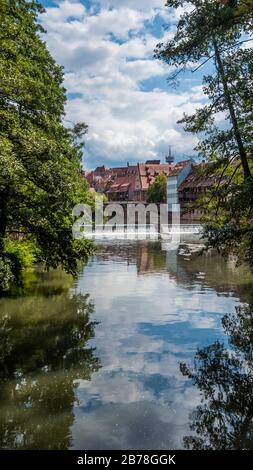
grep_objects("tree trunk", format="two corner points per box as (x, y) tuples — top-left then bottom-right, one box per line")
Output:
(213, 39), (251, 180)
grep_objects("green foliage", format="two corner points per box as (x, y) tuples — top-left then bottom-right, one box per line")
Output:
(202, 174), (253, 268)
(181, 304), (253, 449)
(156, 0), (252, 176)
(0, 257), (14, 292)
(156, 0), (253, 268)
(0, 272), (100, 448)
(235, 0), (253, 24)
(5, 238), (39, 270)
(147, 173), (167, 203)
(0, 237), (41, 291)
(0, 1), (94, 292)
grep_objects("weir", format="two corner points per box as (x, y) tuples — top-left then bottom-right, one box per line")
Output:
(82, 224), (204, 241)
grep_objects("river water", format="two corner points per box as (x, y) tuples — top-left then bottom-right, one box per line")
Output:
(0, 241), (253, 450)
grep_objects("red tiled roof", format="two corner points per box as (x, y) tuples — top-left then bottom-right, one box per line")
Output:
(178, 168), (219, 191)
(88, 166), (136, 180)
(145, 160), (161, 165)
(168, 160), (192, 177)
(111, 166), (137, 176)
(85, 160), (193, 194)
(138, 160), (192, 190)
(85, 162), (137, 196)
(95, 165), (108, 172)
(106, 175), (136, 194)
(138, 163), (172, 190)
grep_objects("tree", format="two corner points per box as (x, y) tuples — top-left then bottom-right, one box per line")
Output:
(147, 173), (167, 203)
(155, 0), (252, 179)
(0, 272), (100, 449)
(155, 0), (253, 267)
(233, 0), (253, 20)
(0, 1), (93, 291)
(201, 172), (253, 269)
(181, 304), (253, 449)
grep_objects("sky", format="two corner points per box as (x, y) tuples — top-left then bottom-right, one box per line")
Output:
(39, 0), (207, 169)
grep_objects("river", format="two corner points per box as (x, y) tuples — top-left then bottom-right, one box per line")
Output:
(0, 240), (253, 449)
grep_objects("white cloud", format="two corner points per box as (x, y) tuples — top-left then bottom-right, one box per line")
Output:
(99, 0), (166, 11)
(67, 241), (239, 449)
(47, 0), (86, 20)
(40, 0), (204, 167)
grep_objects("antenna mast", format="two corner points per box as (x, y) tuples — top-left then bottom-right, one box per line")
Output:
(166, 146), (174, 164)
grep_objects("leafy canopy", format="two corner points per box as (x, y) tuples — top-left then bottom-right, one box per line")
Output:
(147, 173), (167, 203)
(0, 0), (93, 292)
(156, 0), (253, 267)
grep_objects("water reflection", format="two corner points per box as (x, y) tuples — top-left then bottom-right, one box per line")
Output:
(74, 241), (253, 449)
(0, 242), (253, 449)
(0, 271), (100, 449)
(181, 304), (253, 449)
(96, 241), (253, 302)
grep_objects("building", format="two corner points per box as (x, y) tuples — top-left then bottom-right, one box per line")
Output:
(178, 165), (221, 220)
(167, 160), (194, 211)
(85, 159), (197, 205)
(134, 159), (193, 204)
(84, 165), (137, 201)
(135, 161), (172, 202)
(105, 174), (137, 201)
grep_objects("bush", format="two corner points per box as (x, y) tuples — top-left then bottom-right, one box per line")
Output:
(0, 257), (14, 292)
(0, 238), (40, 292)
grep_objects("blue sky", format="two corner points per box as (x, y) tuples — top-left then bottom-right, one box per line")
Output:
(40, 0), (207, 169)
